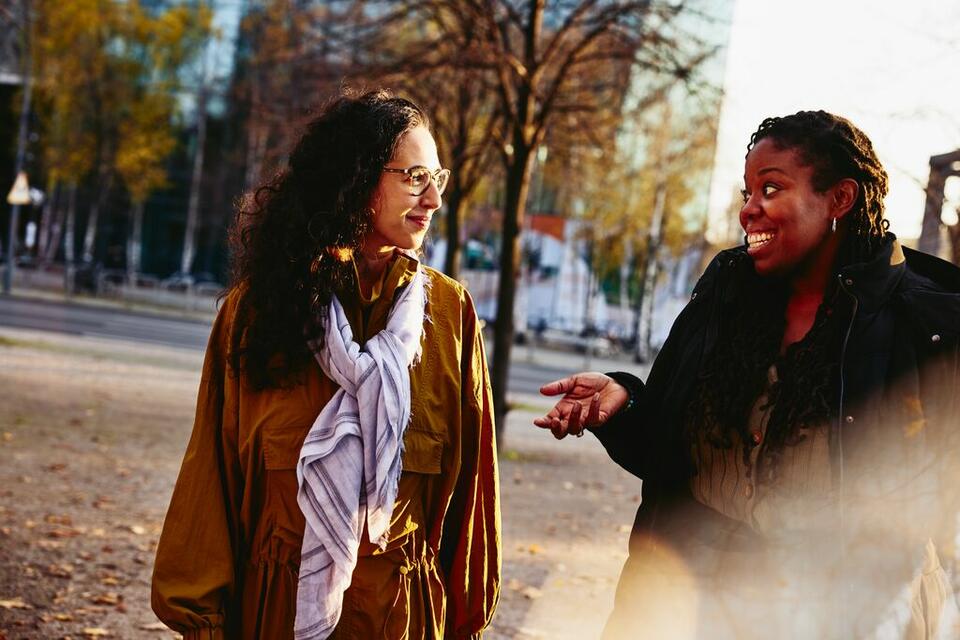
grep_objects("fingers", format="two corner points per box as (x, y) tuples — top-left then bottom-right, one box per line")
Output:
(539, 376), (574, 397)
(533, 415), (559, 429)
(533, 405), (562, 429)
(561, 401), (583, 439)
(533, 396), (603, 440)
(585, 392), (601, 427)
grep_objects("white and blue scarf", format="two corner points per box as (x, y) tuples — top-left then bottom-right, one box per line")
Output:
(294, 266), (426, 640)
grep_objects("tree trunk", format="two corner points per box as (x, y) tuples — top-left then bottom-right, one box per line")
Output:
(82, 169), (112, 264)
(243, 62), (263, 192)
(244, 120), (268, 192)
(63, 182), (77, 294)
(126, 201), (144, 286)
(441, 82), (476, 280)
(490, 140), (536, 445)
(181, 82), (208, 276)
(82, 202), (100, 265)
(620, 235), (633, 313)
(488, 0), (544, 446)
(634, 176), (667, 363)
(37, 178), (59, 263)
(443, 186), (464, 278)
(43, 193), (67, 266)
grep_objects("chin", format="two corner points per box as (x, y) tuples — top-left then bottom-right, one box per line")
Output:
(751, 257), (801, 282)
(396, 233), (427, 252)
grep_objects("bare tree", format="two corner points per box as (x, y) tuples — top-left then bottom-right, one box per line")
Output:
(397, 0), (714, 439)
(237, 2), (504, 280)
(374, 31), (503, 279)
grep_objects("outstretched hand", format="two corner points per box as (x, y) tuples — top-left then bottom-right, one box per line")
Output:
(534, 372), (628, 440)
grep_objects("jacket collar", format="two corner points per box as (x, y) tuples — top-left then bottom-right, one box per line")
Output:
(718, 234), (908, 313)
(836, 233), (906, 313)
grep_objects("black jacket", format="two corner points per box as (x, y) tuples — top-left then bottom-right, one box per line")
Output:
(596, 235), (960, 635)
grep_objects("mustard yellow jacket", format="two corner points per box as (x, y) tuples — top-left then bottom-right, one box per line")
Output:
(152, 255), (501, 639)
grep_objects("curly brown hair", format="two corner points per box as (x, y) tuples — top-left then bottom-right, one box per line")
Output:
(227, 89), (430, 389)
(688, 111), (890, 482)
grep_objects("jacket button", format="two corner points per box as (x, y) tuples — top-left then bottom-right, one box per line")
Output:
(691, 292), (698, 300)
(931, 334), (941, 343)
(844, 278), (854, 286)
(845, 415), (855, 424)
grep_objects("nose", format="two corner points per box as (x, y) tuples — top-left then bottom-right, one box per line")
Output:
(739, 191), (761, 229)
(420, 177), (442, 211)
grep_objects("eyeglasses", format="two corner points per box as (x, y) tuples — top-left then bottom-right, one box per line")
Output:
(382, 165), (451, 196)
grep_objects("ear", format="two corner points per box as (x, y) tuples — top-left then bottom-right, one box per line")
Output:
(831, 178), (859, 220)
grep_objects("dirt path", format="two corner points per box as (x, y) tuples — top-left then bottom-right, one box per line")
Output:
(0, 328), (641, 639)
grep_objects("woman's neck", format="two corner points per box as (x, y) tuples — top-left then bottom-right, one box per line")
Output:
(781, 233), (843, 350)
(787, 230), (845, 300)
(356, 245), (396, 298)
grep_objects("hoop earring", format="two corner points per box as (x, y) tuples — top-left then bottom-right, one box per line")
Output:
(831, 218), (837, 233)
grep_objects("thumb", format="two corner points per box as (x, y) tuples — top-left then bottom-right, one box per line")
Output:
(539, 377), (574, 397)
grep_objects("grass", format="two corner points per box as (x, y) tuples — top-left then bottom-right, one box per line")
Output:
(501, 448), (569, 464)
(509, 400), (552, 414)
(0, 335), (40, 349)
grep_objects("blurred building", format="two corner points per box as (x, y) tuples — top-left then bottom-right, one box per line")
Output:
(442, 0), (736, 351)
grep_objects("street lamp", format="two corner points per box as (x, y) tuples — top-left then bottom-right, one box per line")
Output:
(2, 0), (33, 295)
(5, 170), (31, 283)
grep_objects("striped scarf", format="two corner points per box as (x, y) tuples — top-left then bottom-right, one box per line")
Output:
(294, 266), (426, 640)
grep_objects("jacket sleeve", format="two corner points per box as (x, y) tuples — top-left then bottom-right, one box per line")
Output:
(151, 295), (244, 639)
(440, 291), (501, 639)
(592, 253), (725, 479)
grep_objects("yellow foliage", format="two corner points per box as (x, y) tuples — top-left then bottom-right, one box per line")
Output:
(116, 94), (177, 203)
(30, 0), (214, 204)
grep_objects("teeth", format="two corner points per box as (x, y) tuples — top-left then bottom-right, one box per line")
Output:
(747, 231), (774, 247)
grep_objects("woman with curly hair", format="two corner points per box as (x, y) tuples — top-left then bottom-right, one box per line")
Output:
(152, 90), (500, 640)
(536, 111), (960, 638)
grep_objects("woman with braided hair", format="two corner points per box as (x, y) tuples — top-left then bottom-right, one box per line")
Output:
(151, 90), (500, 639)
(536, 111), (960, 638)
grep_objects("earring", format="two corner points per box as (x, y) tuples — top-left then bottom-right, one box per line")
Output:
(831, 218), (837, 233)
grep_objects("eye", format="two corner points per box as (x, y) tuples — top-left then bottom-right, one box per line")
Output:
(761, 183), (780, 197)
(408, 168), (429, 188)
(740, 188), (749, 203)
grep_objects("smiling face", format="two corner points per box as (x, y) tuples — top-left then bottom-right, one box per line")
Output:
(740, 138), (847, 279)
(363, 125), (442, 255)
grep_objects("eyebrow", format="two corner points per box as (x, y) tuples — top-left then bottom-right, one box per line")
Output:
(757, 167), (788, 177)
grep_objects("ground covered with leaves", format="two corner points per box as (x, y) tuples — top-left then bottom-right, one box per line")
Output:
(0, 328), (640, 639)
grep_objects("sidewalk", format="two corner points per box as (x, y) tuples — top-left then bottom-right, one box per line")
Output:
(510, 342), (649, 379)
(0, 325), (642, 640)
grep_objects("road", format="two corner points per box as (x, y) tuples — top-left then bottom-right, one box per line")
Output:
(0, 295), (640, 396)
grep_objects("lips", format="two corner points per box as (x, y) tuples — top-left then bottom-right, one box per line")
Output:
(406, 215), (431, 230)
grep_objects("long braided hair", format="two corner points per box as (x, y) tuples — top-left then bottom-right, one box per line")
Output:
(687, 111), (890, 482)
(227, 90), (429, 390)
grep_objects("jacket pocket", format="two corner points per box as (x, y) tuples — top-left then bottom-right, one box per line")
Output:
(401, 429), (443, 475)
(262, 420), (311, 470)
